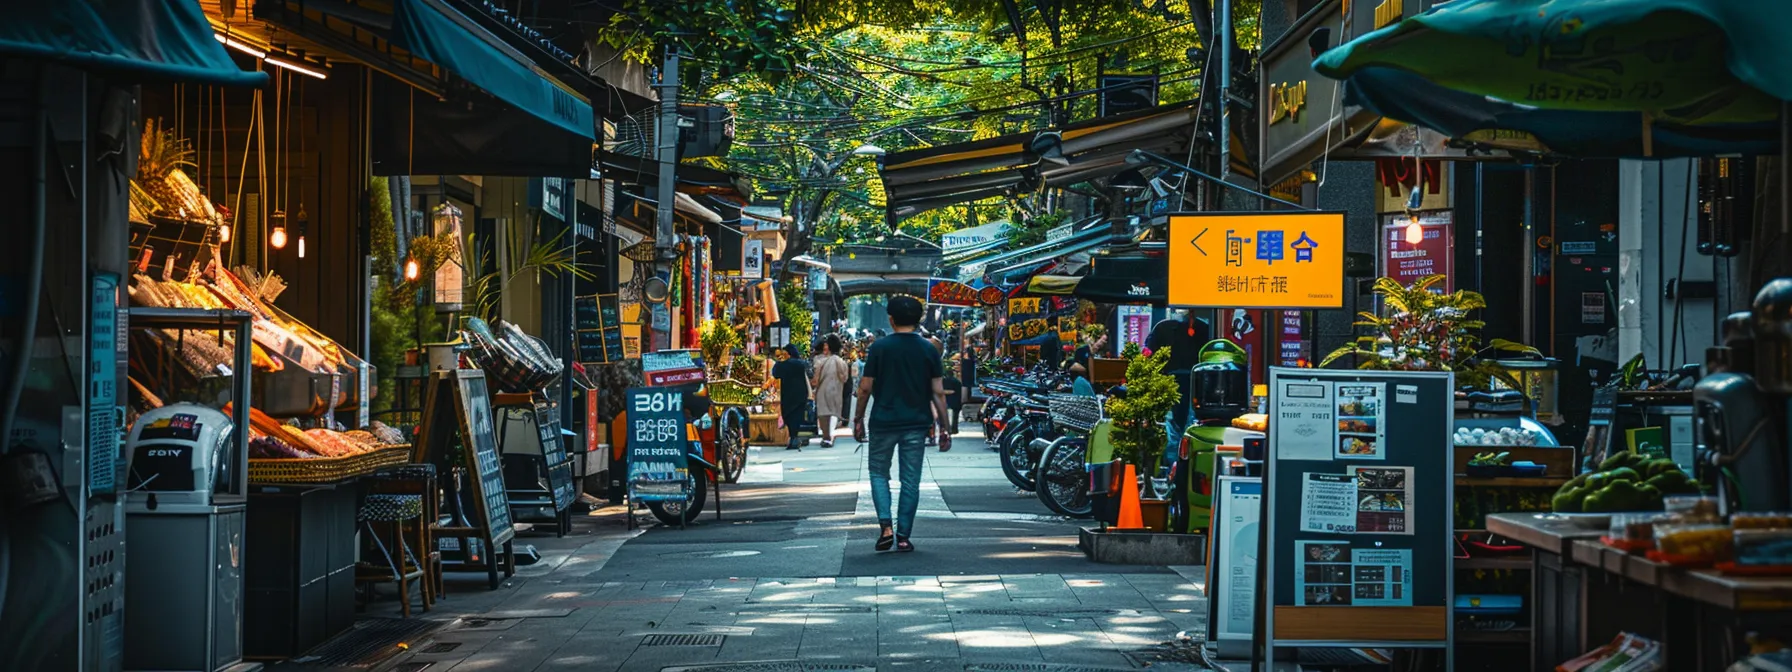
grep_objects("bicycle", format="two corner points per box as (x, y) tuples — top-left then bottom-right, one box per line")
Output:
(1034, 393), (1103, 518)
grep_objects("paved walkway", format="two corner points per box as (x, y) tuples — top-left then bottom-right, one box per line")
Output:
(350, 426), (1211, 672)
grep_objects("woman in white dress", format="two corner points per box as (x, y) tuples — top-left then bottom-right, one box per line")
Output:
(809, 334), (850, 447)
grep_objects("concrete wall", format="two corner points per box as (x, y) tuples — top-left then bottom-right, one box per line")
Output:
(1619, 159), (1722, 370)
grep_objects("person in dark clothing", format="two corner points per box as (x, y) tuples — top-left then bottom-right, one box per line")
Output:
(1069, 331), (1109, 383)
(1145, 309), (1210, 438)
(941, 373), (963, 433)
(854, 296), (949, 553)
(770, 344), (810, 450)
(1039, 330), (1063, 370)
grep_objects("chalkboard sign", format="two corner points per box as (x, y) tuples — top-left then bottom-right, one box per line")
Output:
(625, 386), (691, 502)
(1263, 369), (1452, 654)
(574, 295), (600, 331)
(603, 328), (624, 363)
(598, 294), (621, 329)
(416, 371), (516, 549)
(533, 397), (576, 510)
(577, 330), (608, 364)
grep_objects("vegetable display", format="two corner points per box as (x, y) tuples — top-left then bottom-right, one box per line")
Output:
(1551, 452), (1702, 513)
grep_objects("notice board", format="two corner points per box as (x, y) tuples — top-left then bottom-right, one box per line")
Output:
(1166, 211), (1346, 309)
(1264, 368), (1453, 651)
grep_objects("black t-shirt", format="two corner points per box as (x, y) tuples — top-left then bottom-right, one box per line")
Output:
(863, 332), (942, 432)
(1146, 316), (1209, 373)
(942, 377), (963, 410)
(1040, 332), (1063, 368)
(771, 358), (809, 410)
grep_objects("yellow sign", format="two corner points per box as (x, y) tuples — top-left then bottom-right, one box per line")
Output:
(1007, 297), (1042, 315)
(1268, 81), (1307, 125)
(1167, 212), (1346, 308)
(1374, 0), (1402, 28)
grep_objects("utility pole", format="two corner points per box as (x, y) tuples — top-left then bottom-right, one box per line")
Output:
(1216, 0), (1231, 183)
(654, 45), (681, 258)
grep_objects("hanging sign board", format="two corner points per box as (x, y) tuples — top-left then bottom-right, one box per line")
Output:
(598, 294), (621, 329)
(625, 386), (692, 502)
(88, 272), (121, 495)
(927, 278), (980, 307)
(1263, 368), (1452, 654)
(1116, 305), (1153, 352)
(742, 239), (765, 279)
(1380, 211), (1454, 291)
(575, 295), (601, 332)
(1168, 212), (1347, 309)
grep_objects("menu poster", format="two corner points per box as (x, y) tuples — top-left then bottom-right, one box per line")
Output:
(598, 294), (621, 329)
(1334, 383), (1387, 460)
(1296, 541), (1354, 605)
(1299, 473), (1357, 533)
(1116, 305), (1153, 352)
(1350, 548), (1413, 606)
(1215, 478), (1263, 645)
(1351, 466), (1413, 535)
(1294, 542), (1414, 607)
(624, 386), (692, 502)
(577, 330), (607, 363)
(1274, 380), (1335, 461)
(1277, 311), (1309, 367)
(1380, 211), (1453, 291)
(574, 295), (600, 331)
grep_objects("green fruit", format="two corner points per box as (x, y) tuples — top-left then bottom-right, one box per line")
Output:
(1641, 459), (1677, 478)
(1565, 472), (1592, 490)
(1583, 480), (1648, 513)
(1552, 489), (1583, 513)
(1605, 467), (1641, 483)
(1635, 484), (1663, 510)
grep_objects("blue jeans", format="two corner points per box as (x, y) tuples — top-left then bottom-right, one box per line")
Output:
(867, 428), (927, 537)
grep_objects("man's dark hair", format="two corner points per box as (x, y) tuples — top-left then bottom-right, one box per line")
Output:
(887, 295), (924, 326)
(784, 343), (801, 358)
(824, 333), (843, 355)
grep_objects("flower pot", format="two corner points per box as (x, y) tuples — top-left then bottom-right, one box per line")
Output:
(1139, 498), (1170, 532)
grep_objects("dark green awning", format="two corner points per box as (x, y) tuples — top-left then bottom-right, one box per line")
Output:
(0, 0), (265, 87)
(393, 0), (594, 140)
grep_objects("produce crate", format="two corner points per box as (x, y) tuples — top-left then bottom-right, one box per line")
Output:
(248, 445), (412, 485)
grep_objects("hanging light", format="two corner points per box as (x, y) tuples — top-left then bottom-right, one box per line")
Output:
(265, 55), (328, 80)
(1404, 216), (1423, 245)
(269, 210), (288, 249)
(217, 224), (231, 244)
(295, 205), (308, 258)
(404, 255), (421, 281)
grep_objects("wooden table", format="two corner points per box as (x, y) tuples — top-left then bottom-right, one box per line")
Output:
(748, 413), (788, 446)
(1490, 512), (1792, 671)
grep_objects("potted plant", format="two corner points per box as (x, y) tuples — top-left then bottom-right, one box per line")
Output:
(1103, 347), (1180, 530)
(1320, 275), (1539, 389)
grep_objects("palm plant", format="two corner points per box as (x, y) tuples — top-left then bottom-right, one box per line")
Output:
(462, 217), (594, 324)
(1319, 275), (1539, 389)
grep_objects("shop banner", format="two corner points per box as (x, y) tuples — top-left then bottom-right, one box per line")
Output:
(1277, 310), (1310, 367)
(642, 350), (706, 387)
(1168, 212), (1346, 309)
(927, 278), (981, 307)
(742, 239), (764, 279)
(1380, 211), (1453, 291)
(1116, 305), (1153, 352)
(941, 221), (1010, 252)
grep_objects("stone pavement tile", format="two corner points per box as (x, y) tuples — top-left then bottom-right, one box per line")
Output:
(1089, 611), (1182, 649)
(712, 627), (804, 662)
(1154, 606), (1208, 635)
(876, 618), (958, 661)
(883, 659), (974, 672)
(1021, 615), (1136, 667)
(1062, 578), (1155, 608)
(1000, 574), (1076, 601)
(798, 613), (878, 659)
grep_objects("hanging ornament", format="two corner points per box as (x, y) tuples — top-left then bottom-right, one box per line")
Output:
(404, 254), (421, 281)
(296, 204), (309, 258)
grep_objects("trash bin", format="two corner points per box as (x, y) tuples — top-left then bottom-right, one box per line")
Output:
(123, 403), (249, 672)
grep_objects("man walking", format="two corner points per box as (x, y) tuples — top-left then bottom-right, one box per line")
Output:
(770, 344), (810, 450)
(853, 296), (949, 553)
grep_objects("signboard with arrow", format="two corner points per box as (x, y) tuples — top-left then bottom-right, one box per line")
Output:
(1167, 212), (1347, 309)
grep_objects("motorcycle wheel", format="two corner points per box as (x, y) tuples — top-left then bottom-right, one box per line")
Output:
(1036, 437), (1092, 518)
(998, 424), (1038, 491)
(718, 419), (747, 484)
(647, 472), (708, 525)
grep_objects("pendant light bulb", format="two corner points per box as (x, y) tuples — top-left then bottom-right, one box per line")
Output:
(1404, 218), (1423, 245)
(270, 225), (288, 249)
(404, 256), (421, 281)
(297, 236), (306, 258)
(218, 224), (231, 244)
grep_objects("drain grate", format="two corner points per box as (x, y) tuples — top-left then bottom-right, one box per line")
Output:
(288, 618), (450, 668)
(642, 634), (725, 647)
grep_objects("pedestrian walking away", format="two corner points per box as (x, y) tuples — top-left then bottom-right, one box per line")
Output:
(810, 334), (850, 447)
(770, 343), (810, 450)
(854, 295), (949, 553)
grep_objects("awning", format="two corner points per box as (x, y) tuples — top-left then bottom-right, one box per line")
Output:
(597, 152), (740, 189)
(1, 0), (265, 87)
(391, 0), (593, 140)
(1025, 275), (1082, 296)
(879, 102), (1200, 223)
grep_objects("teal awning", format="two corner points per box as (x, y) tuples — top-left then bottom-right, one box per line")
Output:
(393, 0), (595, 140)
(0, 0), (265, 87)
(1313, 0), (1792, 126)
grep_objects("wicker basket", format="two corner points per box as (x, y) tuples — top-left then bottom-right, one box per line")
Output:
(248, 445), (413, 485)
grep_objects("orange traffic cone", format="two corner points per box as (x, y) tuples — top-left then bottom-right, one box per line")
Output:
(1113, 463), (1144, 530)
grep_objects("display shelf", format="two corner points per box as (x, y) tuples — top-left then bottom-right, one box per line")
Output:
(1454, 476), (1571, 488)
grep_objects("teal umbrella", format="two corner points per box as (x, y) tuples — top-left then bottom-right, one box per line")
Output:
(1313, 0), (1792, 125)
